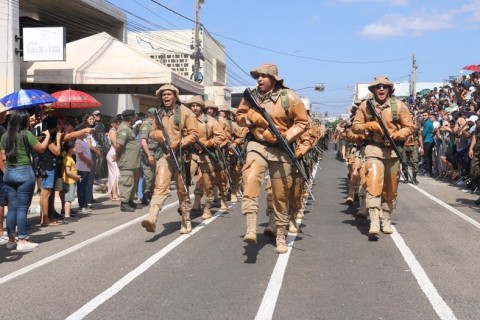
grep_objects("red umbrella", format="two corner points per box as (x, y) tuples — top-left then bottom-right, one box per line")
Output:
(51, 89), (101, 109)
(463, 64), (480, 72)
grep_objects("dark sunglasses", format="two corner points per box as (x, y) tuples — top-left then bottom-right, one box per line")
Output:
(374, 84), (389, 90)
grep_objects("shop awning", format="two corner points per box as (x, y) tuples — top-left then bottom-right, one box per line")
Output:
(21, 32), (203, 95)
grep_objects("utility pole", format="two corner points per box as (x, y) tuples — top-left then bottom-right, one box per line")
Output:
(411, 54), (417, 98)
(191, 0), (204, 83)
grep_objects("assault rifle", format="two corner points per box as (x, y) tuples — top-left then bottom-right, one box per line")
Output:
(154, 110), (188, 193)
(215, 145), (233, 184)
(242, 88), (315, 201)
(229, 144), (245, 165)
(367, 99), (412, 183)
(195, 141), (233, 184)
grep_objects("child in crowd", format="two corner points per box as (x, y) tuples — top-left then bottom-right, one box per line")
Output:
(62, 140), (81, 222)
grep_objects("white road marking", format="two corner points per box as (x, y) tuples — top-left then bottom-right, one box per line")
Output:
(66, 206), (230, 320)
(255, 167), (318, 320)
(0, 199), (186, 285)
(409, 184), (480, 230)
(391, 226), (457, 320)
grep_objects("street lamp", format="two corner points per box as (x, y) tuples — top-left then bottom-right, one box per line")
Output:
(295, 83), (325, 92)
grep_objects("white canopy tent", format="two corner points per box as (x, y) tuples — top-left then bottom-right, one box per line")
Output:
(21, 32), (203, 95)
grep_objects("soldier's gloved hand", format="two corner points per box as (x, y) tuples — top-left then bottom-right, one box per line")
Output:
(295, 149), (304, 159)
(247, 109), (269, 129)
(171, 141), (179, 151)
(263, 129), (278, 143)
(390, 131), (404, 141)
(150, 130), (165, 143)
(364, 121), (383, 134)
(201, 139), (214, 148)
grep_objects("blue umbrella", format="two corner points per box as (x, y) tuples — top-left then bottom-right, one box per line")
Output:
(0, 89), (57, 110)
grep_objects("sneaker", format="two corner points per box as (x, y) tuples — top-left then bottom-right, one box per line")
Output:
(16, 239), (39, 251)
(87, 205), (92, 213)
(0, 232), (8, 246)
(80, 207), (88, 214)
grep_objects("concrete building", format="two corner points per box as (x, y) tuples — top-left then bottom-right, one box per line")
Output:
(1, 0), (205, 116)
(127, 29), (229, 107)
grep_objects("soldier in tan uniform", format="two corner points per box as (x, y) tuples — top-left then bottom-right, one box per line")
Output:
(205, 100), (229, 210)
(219, 105), (247, 203)
(141, 84), (199, 234)
(186, 95), (226, 220)
(352, 76), (414, 239)
(236, 63), (308, 253)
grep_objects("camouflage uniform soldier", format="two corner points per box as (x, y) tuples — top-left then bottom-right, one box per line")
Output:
(141, 85), (198, 234)
(236, 63), (308, 254)
(114, 109), (141, 212)
(352, 76), (414, 239)
(139, 108), (162, 205)
(402, 116), (421, 184)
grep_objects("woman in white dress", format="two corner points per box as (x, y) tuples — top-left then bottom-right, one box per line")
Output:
(106, 116), (121, 201)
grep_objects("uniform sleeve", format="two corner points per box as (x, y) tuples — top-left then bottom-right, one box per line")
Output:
(285, 91), (309, 143)
(235, 98), (250, 127)
(116, 127), (127, 147)
(206, 118), (226, 148)
(352, 102), (369, 134)
(394, 101), (414, 139)
(138, 122), (150, 140)
(180, 107), (199, 147)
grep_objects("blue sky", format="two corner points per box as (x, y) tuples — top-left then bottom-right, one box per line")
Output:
(107, 0), (480, 116)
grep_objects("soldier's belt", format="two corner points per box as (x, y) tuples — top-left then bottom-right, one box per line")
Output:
(255, 139), (280, 148)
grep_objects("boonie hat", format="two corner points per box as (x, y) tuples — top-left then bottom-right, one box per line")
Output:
(185, 95), (205, 109)
(218, 104), (231, 112)
(368, 75), (395, 93)
(205, 100), (218, 110)
(250, 63), (286, 88)
(155, 84), (179, 98)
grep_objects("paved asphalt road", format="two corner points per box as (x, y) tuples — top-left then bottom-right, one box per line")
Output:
(1, 147), (479, 320)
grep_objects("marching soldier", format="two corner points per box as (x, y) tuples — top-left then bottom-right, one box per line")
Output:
(139, 108), (162, 205)
(205, 100), (229, 210)
(141, 84), (199, 234)
(236, 63), (308, 254)
(186, 95), (226, 220)
(114, 109), (141, 212)
(219, 105), (248, 203)
(352, 76), (414, 239)
(402, 115), (421, 184)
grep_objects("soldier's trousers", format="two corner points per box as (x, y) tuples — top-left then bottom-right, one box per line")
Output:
(364, 156), (400, 213)
(118, 168), (135, 203)
(402, 145), (418, 174)
(141, 159), (156, 195)
(242, 141), (291, 226)
(149, 156), (191, 215)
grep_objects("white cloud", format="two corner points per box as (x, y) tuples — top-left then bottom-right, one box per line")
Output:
(359, 11), (456, 38)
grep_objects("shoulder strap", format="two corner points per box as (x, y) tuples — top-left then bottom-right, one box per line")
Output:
(280, 89), (289, 117)
(390, 97), (398, 122)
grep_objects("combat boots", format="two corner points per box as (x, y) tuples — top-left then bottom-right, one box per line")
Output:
(346, 186), (355, 206)
(243, 213), (257, 244)
(201, 202), (212, 220)
(191, 194), (202, 211)
(142, 192), (151, 205)
(275, 225), (288, 254)
(263, 208), (276, 237)
(230, 193), (237, 203)
(381, 210), (393, 234)
(220, 196), (228, 211)
(180, 210), (192, 234)
(141, 206), (160, 233)
(412, 173), (419, 185)
(368, 208), (380, 237)
(288, 211), (298, 234)
(121, 202), (135, 212)
(356, 195), (367, 219)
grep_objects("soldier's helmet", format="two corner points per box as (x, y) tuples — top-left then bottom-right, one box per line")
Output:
(155, 84), (179, 98)
(205, 100), (219, 110)
(185, 95), (205, 109)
